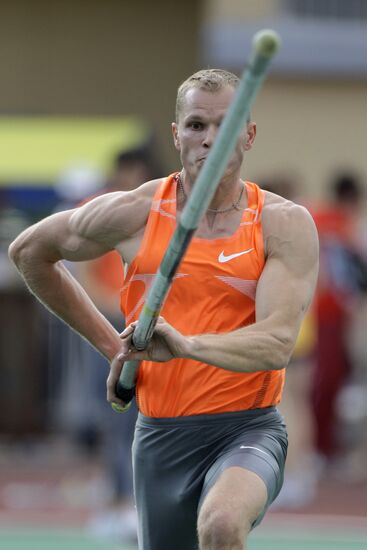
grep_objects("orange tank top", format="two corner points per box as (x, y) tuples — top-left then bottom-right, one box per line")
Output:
(120, 174), (285, 417)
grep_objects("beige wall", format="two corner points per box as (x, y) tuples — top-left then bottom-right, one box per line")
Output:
(242, 77), (367, 200)
(203, 0), (282, 21)
(0, 0), (201, 172)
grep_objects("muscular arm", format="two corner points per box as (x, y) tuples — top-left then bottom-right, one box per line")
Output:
(185, 201), (319, 372)
(8, 183), (155, 360)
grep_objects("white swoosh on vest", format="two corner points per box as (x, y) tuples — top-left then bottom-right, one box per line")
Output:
(218, 248), (255, 263)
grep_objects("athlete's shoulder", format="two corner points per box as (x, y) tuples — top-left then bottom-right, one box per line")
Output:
(261, 190), (318, 259)
(262, 190), (314, 228)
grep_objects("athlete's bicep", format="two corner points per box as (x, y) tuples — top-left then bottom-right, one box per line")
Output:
(9, 209), (112, 267)
(59, 210), (114, 261)
(61, 189), (148, 261)
(255, 205), (319, 348)
(69, 182), (157, 252)
(11, 179), (157, 266)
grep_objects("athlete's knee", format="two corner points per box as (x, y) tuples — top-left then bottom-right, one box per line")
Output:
(198, 507), (250, 550)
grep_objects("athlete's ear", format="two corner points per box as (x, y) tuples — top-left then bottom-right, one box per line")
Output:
(172, 122), (181, 151)
(245, 122), (256, 151)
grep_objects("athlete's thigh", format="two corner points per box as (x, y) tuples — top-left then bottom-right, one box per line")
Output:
(198, 415), (288, 530)
(132, 417), (202, 550)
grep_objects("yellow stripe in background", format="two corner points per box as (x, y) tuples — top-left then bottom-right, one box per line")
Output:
(0, 116), (149, 186)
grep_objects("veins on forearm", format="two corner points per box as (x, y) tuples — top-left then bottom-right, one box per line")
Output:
(188, 329), (289, 373)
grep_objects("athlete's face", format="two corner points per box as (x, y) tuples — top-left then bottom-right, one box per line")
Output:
(172, 86), (256, 181)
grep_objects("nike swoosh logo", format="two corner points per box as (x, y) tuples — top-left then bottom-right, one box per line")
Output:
(218, 248), (254, 263)
(239, 445), (270, 457)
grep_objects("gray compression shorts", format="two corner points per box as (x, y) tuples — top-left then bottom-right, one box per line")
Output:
(132, 407), (288, 550)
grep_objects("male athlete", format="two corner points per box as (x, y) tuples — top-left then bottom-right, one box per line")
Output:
(9, 69), (319, 550)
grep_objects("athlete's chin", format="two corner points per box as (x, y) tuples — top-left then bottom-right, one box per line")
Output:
(186, 164), (202, 182)
(188, 160), (204, 179)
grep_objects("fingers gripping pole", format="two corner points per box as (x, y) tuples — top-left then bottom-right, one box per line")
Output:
(114, 29), (281, 408)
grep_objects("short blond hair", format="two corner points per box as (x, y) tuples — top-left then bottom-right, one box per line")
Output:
(175, 68), (240, 122)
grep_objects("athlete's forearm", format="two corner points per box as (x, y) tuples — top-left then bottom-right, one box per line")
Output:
(186, 325), (292, 373)
(12, 257), (122, 361)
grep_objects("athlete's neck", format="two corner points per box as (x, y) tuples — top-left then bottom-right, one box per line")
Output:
(180, 169), (245, 213)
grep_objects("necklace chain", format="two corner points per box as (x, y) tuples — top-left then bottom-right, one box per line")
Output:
(175, 173), (244, 214)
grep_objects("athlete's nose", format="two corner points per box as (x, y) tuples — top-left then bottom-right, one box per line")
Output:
(202, 125), (217, 148)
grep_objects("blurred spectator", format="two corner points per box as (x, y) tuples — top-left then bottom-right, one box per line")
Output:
(0, 192), (30, 289)
(262, 175), (319, 508)
(311, 171), (367, 465)
(0, 193), (35, 431)
(54, 163), (105, 211)
(276, 311), (319, 508)
(66, 140), (164, 543)
(47, 162), (106, 436)
(338, 292), (367, 481)
(107, 141), (162, 192)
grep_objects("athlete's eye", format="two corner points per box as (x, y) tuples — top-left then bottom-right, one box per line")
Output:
(189, 121), (203, 131)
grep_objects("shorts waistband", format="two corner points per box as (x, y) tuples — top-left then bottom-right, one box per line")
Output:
(137, 407), (276, 428)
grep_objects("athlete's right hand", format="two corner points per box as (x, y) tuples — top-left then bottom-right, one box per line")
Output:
(107, 316), (190, 406)
(107, 358), (126, 408)
(107, 323), (136, 412)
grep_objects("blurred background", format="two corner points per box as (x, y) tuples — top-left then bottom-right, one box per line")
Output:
(1, 0), (367, 548)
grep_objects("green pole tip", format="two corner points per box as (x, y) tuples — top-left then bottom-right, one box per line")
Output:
(253, 29), (281, 57)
